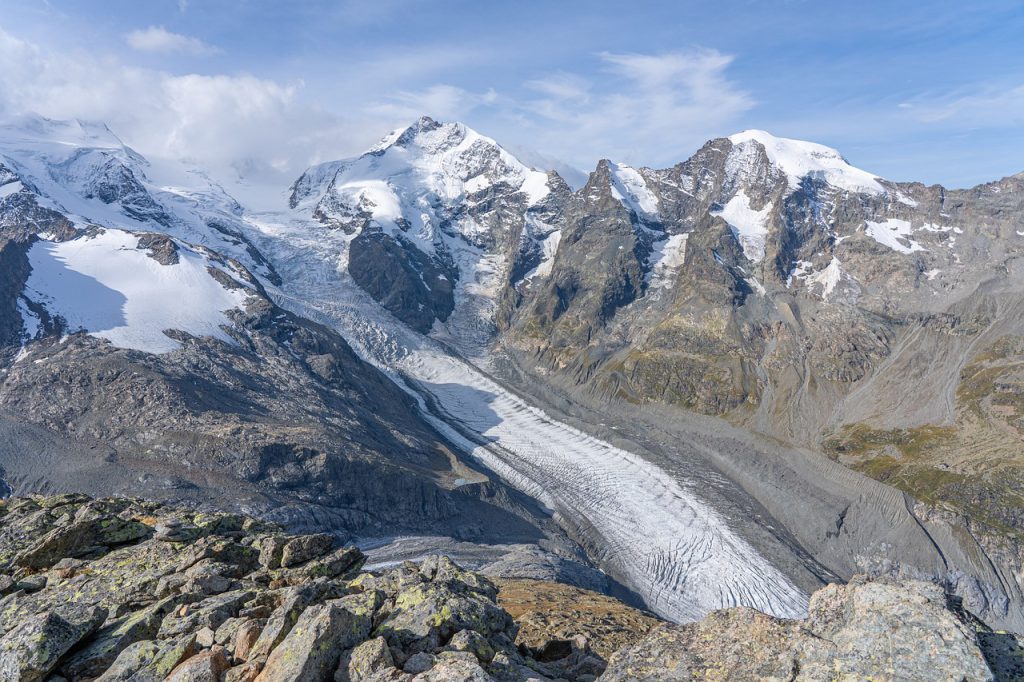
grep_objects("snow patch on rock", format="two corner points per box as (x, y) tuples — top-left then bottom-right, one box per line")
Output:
(865, 218), (925, 254)
(713, 191), (773, 262)
(608, 162), (659, 223)
(918, 222), (962, 234)
(522, 229), (562, 282)
(23, 228), (252, 353)
(646, 233), (688, 290)
(0, 180), (23, 198)
(806, 257), (844, 299)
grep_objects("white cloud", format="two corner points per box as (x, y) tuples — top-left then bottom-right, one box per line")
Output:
(0, 27), (354, 178)
(513, 49), (754, 168)
(125, 26), (219, 56)
(525, 72), (591, 102)
(0, 26), (756, 189)
(366, 84), (498, 123)
(901, 83), (1024, 127)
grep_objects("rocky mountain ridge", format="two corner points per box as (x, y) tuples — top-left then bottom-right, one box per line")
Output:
(1, 493), (1020, 682)
(0, 114), (596, 590)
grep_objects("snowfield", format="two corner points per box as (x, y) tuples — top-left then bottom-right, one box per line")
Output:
(24, 229), (252, 353)
(729, 129), (885, 195)
(245, 211), (810, 623)
(608, 162), (660, 223)
(712, 190), (773, 262)
(646, 233), (689, 290)
(865, 218), (926, 254)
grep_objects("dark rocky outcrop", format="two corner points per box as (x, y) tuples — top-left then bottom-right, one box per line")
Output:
(348, 231), (457, 334)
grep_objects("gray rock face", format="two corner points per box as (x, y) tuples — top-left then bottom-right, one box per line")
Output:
(603, 576), (999, 682)
(166, 646), (230, 682)
(0, 239), (31, 351)
(279, 534), (335, 568)
(0, 606), (106, 682)
(61, 596), (181, 679)
(255, 593), (378, 682)
(337, 636), (394, 681)
(348, 231), (457, 334)
(95, 635), (199, 682)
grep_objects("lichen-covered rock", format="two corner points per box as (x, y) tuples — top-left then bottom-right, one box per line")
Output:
(232, 618), (265, 661)
(603, 577), (997, 682)
(373, 557), (514, 654)
(165, 645), (230, 682)
(0, 606), (106, 682)
(225, 660), (263, 682)
(411, 651), (492, 680)
(257, 536), (288, 570)
(447, 629), (495, 664)
(157, 589), (254, 639)
(796, 578), (994, 681)
(402, 652), (434, 674)
(0, 495), (1005, 682)
(60, 596), (181, 679)
(255, 591), (381, 682)
(13, 517), (151, 570)
(279, 533), (335, 568)
(247, 580), (348, 661)
(337, 636), (395, 681)
(94, 634), (198, 682)
(302, 546), (365, 581)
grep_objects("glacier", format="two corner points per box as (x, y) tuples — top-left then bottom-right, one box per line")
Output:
(242, 209), (810, 623)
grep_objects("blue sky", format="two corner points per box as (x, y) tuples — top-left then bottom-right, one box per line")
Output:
(1, 0), (1022, 187)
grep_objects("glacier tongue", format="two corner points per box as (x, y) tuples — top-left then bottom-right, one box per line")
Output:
(245, 211), (810, 623)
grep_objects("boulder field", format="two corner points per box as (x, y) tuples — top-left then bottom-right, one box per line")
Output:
(0, 494), (1019, 681)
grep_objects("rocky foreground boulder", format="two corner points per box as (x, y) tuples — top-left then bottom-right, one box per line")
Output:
(0, 494), (1019, 681)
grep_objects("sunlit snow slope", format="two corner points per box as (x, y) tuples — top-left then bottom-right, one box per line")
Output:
(24, 229), (252, 353)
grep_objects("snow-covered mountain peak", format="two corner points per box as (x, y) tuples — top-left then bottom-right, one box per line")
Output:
(0, 115), (282, 289)
(0, 114), (126, 153)
(606, 161), (660, 223)
(367, 115), (445, 155)
(727, 129), (885, 195)
(0, 115), (150, 187)
(290, 117), (553, 243)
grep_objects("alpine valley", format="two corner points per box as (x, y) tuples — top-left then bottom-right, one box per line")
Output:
(2, 112), (1023, 659)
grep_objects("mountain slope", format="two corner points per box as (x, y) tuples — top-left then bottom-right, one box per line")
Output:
(290, 116), (570, 350)
(3, 113), (1024, 634)
(290, 120), (1024, 632)
(495, 130), (1024, 631)
(0, 116), (579, 569)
